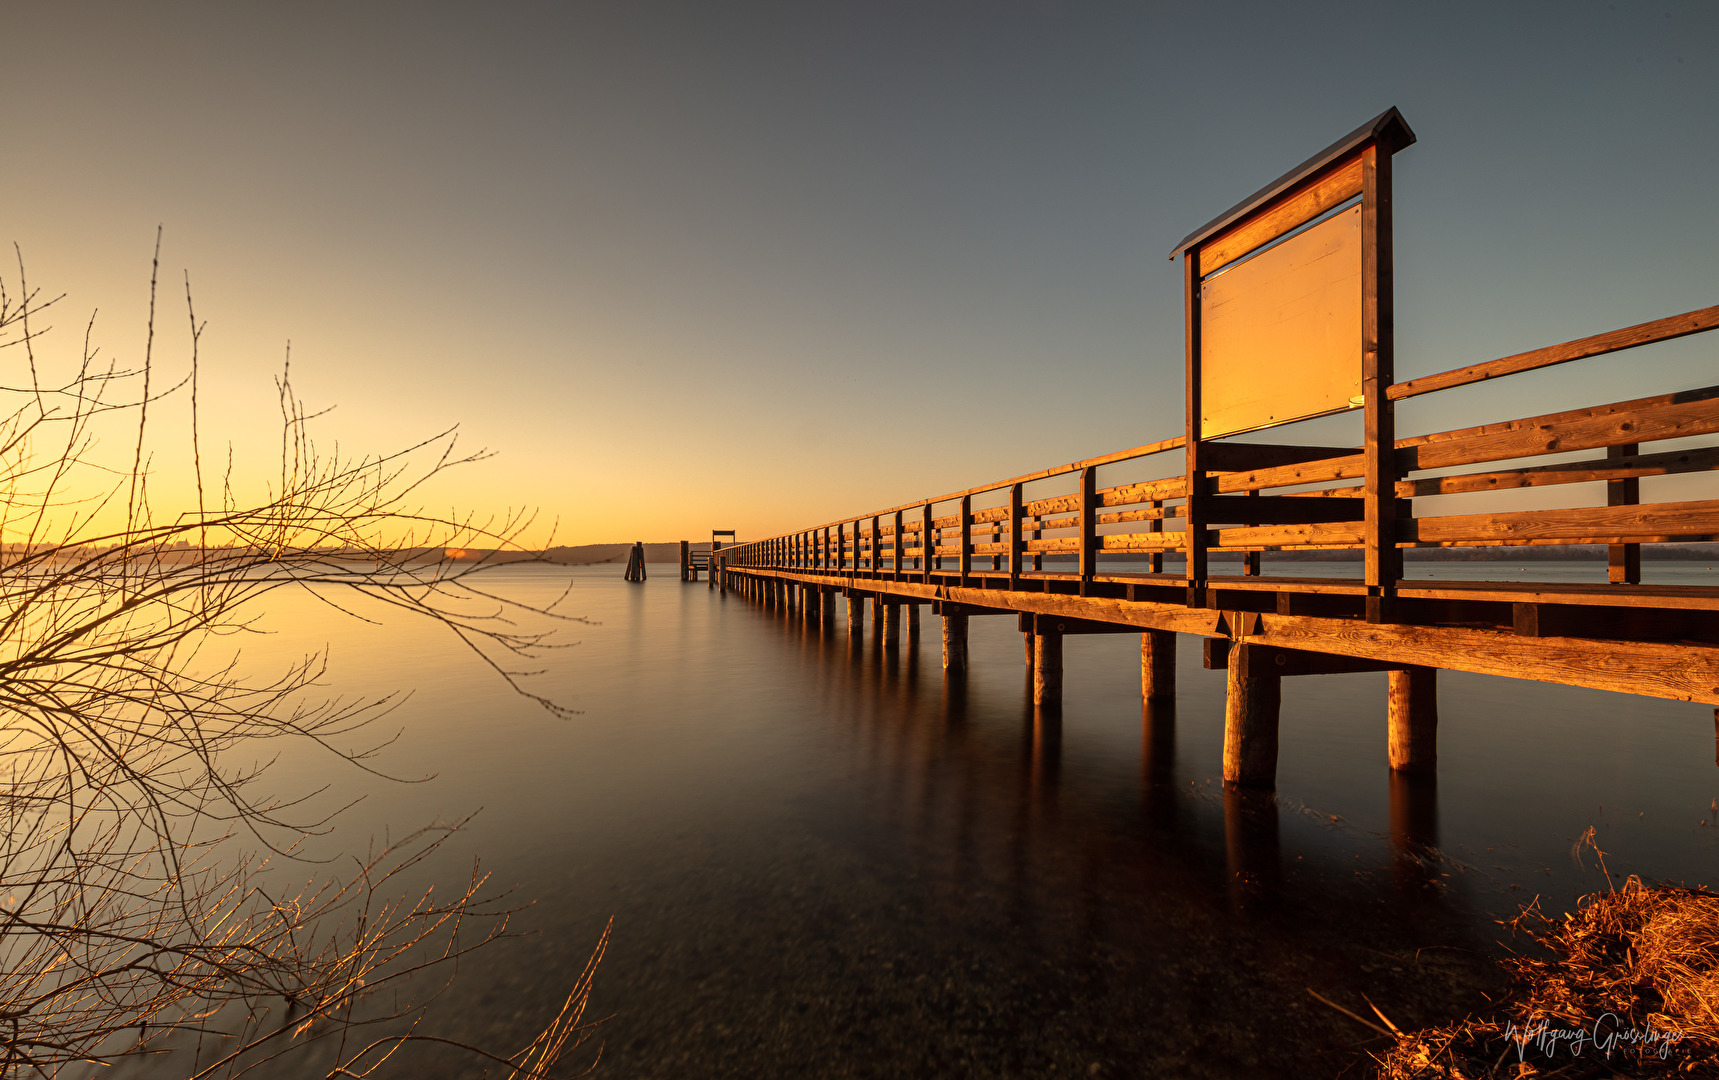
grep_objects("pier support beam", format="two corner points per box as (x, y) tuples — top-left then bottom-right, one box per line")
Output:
(905, 604), (920, 644)
(1023, 632), (1035, 673)
(1032, 630), (1063, 708)
(1387, 666), (1439, 773)
(1141, 630), (1176, 702)
(1223, 645), (1281, 789)
(881, 602), (900, 647)
(847, 593), (864, 635)
(942, 613), (968, 672)
(803, 585), (821, 622)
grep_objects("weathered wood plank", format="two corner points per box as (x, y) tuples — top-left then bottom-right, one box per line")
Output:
(1023, 537), (1081, 553)
(1099, 477), (1187, 507)
(1389, 305), (1719, 401)
(1406, 499), (1719, 544)
(1214, 453), (1367, 494)
(1199, 155), (1364, 275)
(1098, 532), (1188, 551)
(1096, 506), (1177, 525)
(1396, 581), (1719, 612)
(1401, 384), (1719, 470)
(1250, 614), (1719, 704)
(1213, 522), (1365, 548)
(1399, 446), (1719, 497)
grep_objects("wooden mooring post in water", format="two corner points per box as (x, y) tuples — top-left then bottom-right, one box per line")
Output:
(622, 541), (646, 583)
(712, 107), (1719, 789)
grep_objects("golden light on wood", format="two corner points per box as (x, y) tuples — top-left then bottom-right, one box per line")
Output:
(1199, 206), (1363, 439)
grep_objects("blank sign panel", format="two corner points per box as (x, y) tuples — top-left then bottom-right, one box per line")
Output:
(1199, 205), (1362, 439)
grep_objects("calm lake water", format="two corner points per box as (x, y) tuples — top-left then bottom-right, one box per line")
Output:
(177, 561), (1719, 1078)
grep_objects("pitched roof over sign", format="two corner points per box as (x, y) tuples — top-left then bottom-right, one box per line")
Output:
(1169, 107), (1416, 260)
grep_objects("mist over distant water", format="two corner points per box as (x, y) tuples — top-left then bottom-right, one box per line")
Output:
(155, 562), (1719, 1079)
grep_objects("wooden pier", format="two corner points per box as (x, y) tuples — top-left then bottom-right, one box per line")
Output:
(702, 108), (1719, 788)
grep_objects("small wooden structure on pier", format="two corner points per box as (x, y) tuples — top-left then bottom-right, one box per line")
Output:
(707, 108), (1719, 788)
(681, 530), (732, 583)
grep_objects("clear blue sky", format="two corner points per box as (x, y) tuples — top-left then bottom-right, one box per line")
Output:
(5, 1), (1714, 543)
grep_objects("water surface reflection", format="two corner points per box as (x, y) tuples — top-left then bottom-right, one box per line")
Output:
(183, 565), (1718, 1079)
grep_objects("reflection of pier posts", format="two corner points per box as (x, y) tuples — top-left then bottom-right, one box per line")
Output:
(1140, 701), (1177, 825)
(1389, 769), (1438, 852)
(1223, 785), (1280, 910)
(1389, 769), (1440, 892)
(1142, 630), (1176, 702)
(1029, 704), (1062, 804)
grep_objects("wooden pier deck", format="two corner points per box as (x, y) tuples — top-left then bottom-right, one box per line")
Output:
(702, 108), (1719, 788)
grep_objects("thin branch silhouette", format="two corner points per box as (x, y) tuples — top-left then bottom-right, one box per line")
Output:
(0, 251), (604, 1077)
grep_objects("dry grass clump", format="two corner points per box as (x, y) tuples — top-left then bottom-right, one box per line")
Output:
(1379, 834), (1719, 1078)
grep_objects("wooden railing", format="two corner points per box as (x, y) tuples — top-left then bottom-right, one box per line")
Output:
(719, 304), (1719, 594)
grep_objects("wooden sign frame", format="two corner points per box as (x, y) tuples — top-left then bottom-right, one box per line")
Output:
(1170, 108), (1415, 614)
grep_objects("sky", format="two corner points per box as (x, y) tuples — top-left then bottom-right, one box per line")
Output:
(3, 1), (1715, 547)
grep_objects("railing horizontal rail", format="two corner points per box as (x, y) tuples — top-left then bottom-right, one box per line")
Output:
(1387, 304), (1719, 400)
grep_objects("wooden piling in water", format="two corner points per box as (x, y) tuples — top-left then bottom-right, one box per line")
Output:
(1032, 629), (1062, 708)
(1141, 630), (1176, 702)
(1223, 644), (1281, 788)
(847, 592), (863, 635)
(1388, 667), (1438, 773)
(1023, 631), (1035, 673)
(881, 602), (900, 647)
(942, 613), (968, 672)
(905, 604), (920, 643)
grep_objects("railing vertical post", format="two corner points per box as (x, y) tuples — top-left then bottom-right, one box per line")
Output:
(921, 504), (934, 584)
(870, 516), (881, 578)
(1078, 466), (1096, 596)
(893, 511), (904, 581)
(1148, 500), (1163, 574)
(1183, 248), (1208, 608)
(958, 495), (972, 586)
(1361, 138), (1401, 623)
(1607, 443), (1641, 584)
(1008, 483), (1023, 589)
